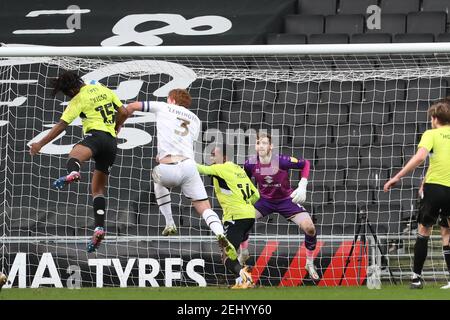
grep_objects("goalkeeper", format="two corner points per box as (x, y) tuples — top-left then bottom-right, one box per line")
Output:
(384, 98), (450, 290)
(243, 132), (319, 280)
(197, 144), (259, 289)
(29, 71), (128, 253)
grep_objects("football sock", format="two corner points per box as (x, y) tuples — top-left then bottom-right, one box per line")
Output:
(66, 158), (81, 174)
(93, 195), (106, 228)
(154, 183), (174, 226)
(413, 234), (429, 275)
(202, 209), (224, 235)
(305, 233), (317, 263)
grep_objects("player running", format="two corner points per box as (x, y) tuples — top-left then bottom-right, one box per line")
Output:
(29, 71), (128, 253)
(197, 144), (259, 289)
(243, 132), (319, 280)
(124, 89), (237, 260)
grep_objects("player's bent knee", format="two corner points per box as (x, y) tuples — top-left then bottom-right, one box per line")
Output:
(70, 144), (93, 161)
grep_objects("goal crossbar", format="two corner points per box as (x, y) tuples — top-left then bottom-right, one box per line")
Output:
(1, 43), (450, 57)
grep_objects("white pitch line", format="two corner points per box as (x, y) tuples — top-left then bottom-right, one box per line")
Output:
(13, 29), (75, 35)
(26, 9), (91, 17)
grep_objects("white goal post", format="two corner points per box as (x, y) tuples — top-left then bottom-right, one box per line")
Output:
(1, 43), (450, 288)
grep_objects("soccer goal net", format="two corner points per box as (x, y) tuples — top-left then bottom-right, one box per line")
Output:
(1, 44), (450, 288)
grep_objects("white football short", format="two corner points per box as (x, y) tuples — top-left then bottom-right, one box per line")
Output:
(151, 159), (208, 201)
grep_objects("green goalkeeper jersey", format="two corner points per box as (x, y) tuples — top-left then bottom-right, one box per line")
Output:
(197, 161), (259, 222)
(60, 83), (123, 137)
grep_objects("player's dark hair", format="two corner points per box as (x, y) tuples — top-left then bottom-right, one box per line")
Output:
(168, 89), (192, 108)
(256, 131), (272, 144)
(50, 71), (84, 98)
(428, 98), (450, 125)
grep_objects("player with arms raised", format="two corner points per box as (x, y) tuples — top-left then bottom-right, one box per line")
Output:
(125, 89), (237, 259)
(243, 132), (319, 280)
(197, 144), (259, 289)
(29, 71), (128, 253)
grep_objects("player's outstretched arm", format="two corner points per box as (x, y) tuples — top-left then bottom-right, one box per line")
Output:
(29, 120), (68, 155)
(125, 101), (143, 116)
(383, 147), (428, 192)
(197, 163), (219, 176)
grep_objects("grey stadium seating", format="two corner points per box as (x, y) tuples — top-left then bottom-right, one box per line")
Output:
(319, 81), (363, 104)
(436, 33), (450, 42)
(308, 33), (349, 44)
(422, 0), (450, 18)
(333, 124), (376, 147)
(264, 103), (306, 126)
(380, 0), (420, 14)
(363, 80), (407, 103)
(277, 81), (320, 104)
(331, 189), (375, 207)
(325, 14), (365, 35)
(316, 147), (360, 169)
(350, 33), (392, 43)
(366, 14), (406, 34)
(338, 0), (379, 15)
(298, 0), (337, 15)
(405, 78), (448, 101)
(267, 33), (307, 44)
(407, 12), (447, 36)
(306, 103), (350, 125)
(375, 123), (419, 146)
(346, 168), (389, 190)
(293, 125), (333, 147)
(349, 102), (391, 125)
(393, 33), (435, 43)
(392, 101), (432, 124)
(284, 14), (325, 35)
(359, 146), (403, 168)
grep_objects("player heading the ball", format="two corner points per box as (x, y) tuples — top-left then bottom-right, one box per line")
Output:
(29, 71), (129, 253)
(125, 89), (238, 260)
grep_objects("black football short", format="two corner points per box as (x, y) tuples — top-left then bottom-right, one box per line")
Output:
(223, 218), (255, 250)
(78, 130), (117, 175)
(417, 183), (450, 227)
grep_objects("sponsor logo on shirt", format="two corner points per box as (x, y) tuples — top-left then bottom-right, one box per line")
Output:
(264, 176), (273, 184)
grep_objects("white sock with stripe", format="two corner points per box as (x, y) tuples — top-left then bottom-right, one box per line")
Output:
(154, 182), (174, 226)
(202, 209), (224, 236)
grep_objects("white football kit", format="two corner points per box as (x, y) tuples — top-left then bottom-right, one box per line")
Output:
(140, 101), (208, 201)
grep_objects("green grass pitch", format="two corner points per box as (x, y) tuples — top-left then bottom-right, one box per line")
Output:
(1, 284), (449, 300)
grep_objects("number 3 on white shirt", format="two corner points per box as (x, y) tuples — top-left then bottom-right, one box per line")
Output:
(175, 117), (190, 136)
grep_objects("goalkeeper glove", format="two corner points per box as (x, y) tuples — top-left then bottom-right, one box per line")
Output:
(291, 178), (308, 204)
